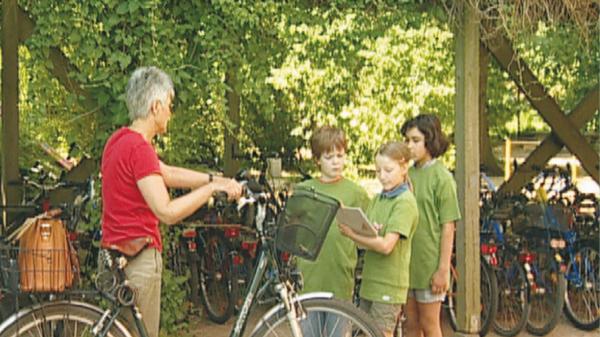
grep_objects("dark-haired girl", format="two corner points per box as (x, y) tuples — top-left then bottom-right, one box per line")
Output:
(400, 115), (461, 337)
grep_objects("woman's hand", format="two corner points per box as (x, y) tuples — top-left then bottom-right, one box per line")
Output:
(338, 223), (355, 238)
(213, 179), (242, 200)
(430, 267), (449, 295)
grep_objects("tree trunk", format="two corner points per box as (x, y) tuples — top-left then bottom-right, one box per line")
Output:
(223, 67), (241, 177)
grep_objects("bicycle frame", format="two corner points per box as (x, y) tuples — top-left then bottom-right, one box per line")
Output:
(229, 209), (314, 337)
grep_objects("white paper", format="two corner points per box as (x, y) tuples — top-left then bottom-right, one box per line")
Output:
(335, 207), (378, 237)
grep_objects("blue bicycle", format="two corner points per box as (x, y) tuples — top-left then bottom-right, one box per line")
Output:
(562, 193), (599, 330)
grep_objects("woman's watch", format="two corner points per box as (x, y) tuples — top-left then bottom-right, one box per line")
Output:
(208, 173), (214, 183)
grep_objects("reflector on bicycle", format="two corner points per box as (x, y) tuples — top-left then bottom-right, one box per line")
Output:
(275, 186), (340, 261)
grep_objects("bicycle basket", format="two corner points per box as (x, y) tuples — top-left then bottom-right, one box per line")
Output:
(275, 187), (340, 261)
(512, 203), (572, 237)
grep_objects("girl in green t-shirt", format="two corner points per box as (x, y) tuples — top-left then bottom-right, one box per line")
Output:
(297, 126), (370, 337)
(400, 114), (461, 337)
(339, 141), (418, 337)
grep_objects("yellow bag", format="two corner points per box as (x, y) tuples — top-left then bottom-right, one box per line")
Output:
(18, 217), (78, 292)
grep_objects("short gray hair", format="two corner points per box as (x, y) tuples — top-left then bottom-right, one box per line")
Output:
(125, 66), (174, 121)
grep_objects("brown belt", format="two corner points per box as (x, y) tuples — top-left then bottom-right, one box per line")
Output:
(101, 237), (153, 258)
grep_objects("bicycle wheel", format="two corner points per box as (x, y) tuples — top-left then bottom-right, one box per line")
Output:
(198, 231), (235, 324)
(233, 251), (255, 312)
(187, 244), (202, 309)
(564, 244), (600, 330)
(0, 301), (132, 337)
(493, 257), (529, 337)
(447, 257), (498, 336)
(479, 259), (498, 336)
(526, 248), (566, 336)
(249, 298), (383, 337)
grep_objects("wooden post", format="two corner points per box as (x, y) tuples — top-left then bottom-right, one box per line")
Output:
(223, 67), (241, 177)
(2, 0), (23, 230)
(454, 2), (480, 336)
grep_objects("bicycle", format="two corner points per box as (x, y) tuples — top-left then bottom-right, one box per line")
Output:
(184, 152), (300, 324)
(444, 172), (501, 337)
(0, 183), (383, 337)
(550, 173), (600, 330)
(480, 173), (530, 337)
(512, 200), (567, 335)
(519, 166), (598, 332)
(562, 230), (600, 331)
(445, 252), (498, 337)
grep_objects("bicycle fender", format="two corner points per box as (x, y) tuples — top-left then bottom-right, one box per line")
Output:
(250, 291), (334, 335)
(0, 300), (134, 337)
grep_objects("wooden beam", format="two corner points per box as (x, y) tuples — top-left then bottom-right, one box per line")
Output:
(2, 0), (23, 226)
(498, 85), (599, 193)
(16, 5), (33, 43)
(479, 43), (503, 175)
(17, 5), (97, 112)
(454, 3), (480, 336)
(482, 24), (599, 182)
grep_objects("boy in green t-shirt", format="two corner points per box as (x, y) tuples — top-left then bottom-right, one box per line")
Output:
(401, 114), (461, 337)
(297, 126), (369, 337)
(339, 141), (418, 337)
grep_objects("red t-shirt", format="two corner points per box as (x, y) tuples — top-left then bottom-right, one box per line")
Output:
(101, 127), (163, 251)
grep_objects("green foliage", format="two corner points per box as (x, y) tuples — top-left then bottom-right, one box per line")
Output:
(160, 226), (189, 333)
(159, 265), (188, 334)
(267, 5), (458, 169)
(486, 21), (599, 138)
(13, 1), (598, 172)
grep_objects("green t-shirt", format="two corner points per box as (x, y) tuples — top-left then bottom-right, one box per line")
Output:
(359, 191), (418, 304)
(408, 160), (461, 289)
(296, 178), (370, 300)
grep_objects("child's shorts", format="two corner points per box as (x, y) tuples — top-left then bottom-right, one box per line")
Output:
(359, 298), (403, 333)
(407, 288), (446, 303)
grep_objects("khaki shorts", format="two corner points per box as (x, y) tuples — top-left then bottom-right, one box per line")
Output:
(359, 298), (403, 334)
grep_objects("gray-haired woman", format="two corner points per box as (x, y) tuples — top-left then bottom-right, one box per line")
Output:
(101, 66), (242, 337)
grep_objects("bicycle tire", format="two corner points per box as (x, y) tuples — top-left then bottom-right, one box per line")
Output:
(0, 301), (133, 337)
(187, 245), (202, 309)
(447, 257), (498, 336)
(479, 259), (498, 336)
(493, 256), (529, 337)
(249, 298), (384, 337)
(198, 231), (235, 324)
(563, 244), (600, 330)
(526, 248), (566, 336)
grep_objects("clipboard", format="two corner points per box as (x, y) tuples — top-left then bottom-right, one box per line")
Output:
(336, 207), (378, 237)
